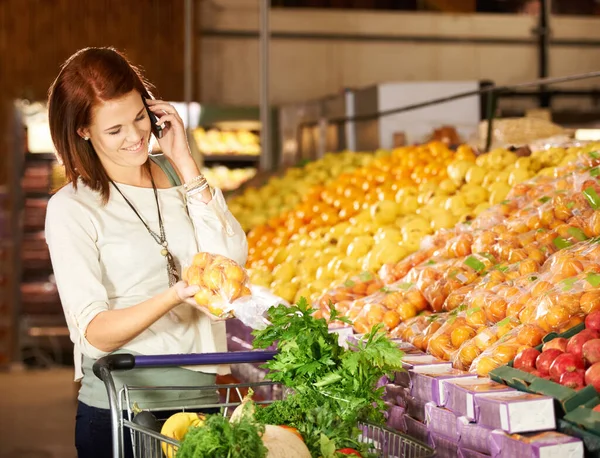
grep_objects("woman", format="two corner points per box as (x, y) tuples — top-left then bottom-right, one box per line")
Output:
(45, 47), (248, 457)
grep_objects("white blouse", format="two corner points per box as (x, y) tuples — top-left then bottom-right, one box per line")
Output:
(45, 180), (248, 381)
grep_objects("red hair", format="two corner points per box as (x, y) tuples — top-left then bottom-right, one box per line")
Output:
(48, 47), (155, 203)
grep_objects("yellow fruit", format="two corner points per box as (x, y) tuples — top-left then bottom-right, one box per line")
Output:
(161, 412), (205, 458)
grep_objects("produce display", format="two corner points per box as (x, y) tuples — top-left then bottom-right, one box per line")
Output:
(228, 151), (374, 232)
(238, 142), (578, 306)
(192, 127), (260, 156)
(202, 166), (257, 191)
(219, 137), (600, 457)
(509, 312), (600, 391)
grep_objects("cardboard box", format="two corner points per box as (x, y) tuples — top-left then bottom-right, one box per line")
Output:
(476, 391), (556, 434)
(444, 378), (515, 421)
(490, 430), (584, 458)
(393, 354), (453, 388)
(425, 402), (459, 440)
(457, 416), (494, 454)
(410, 366), (477, 406)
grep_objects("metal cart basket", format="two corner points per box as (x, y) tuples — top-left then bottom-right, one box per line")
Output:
(93, 351), (434, 458)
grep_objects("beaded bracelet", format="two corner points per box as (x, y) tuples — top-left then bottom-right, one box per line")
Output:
(184, 174), (207, 191)
(187, 182), (210, 198)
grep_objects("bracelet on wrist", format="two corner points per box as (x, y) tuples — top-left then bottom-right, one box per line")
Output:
(184, 174), (207, 190)
(187, 182), (210, 198)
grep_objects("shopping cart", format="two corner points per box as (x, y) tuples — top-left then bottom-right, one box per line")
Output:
(93, 351), (434, 458)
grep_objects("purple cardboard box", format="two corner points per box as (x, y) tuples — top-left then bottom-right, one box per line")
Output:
(425, 402), (459, 440)
(456, 416), (494, 454)
(410, 367), (478, 406)
(458, 448), (491, 458)
(386, 404), (406, 432)
(404, 414), (430, 445)
(444, 378), (515, 421)
(490, 430), (584, 458)
(394, 355), (453, 388)
(475, 391), (555, 434)
(384, 383), (408, 406)
(429, 432), (459, 458)
(406, 392), (429, 422)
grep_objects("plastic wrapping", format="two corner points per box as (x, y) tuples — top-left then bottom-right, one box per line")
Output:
(314, 271), (384, 321)
(467, 323), (547, 376)
(316, 145), (600, 346)
(184, 253), (286, 328)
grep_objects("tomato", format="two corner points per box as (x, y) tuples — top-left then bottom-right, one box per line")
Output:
(337, 448), (362, 457)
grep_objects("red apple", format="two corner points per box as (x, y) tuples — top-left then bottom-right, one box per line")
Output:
(593, 405), (600, 413)
(567, 330), (600, 360)
(583, 339), (600, 366)
(586, 311), (600, 333)
(514, 348), (541, 372)
(530, 370), (544, 378)
(542, 338), (568, 353)
(550, 353), (585, 381)
(559, 370), (586, 390)
(586, 362), (600, 392)
(536, 349), (564, 375)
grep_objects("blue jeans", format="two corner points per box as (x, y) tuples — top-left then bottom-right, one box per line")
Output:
(75, 402), (219, 458)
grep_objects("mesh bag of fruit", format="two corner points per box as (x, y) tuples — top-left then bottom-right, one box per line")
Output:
(183, 252), (285, 329)
(346, 280), (430, 334)
(313, 271), (384, 321)
(390, 312), (448, 351)
(467, 321), (545, 375)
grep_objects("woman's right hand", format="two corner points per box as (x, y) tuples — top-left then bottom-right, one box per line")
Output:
(172, 281), (226, 321)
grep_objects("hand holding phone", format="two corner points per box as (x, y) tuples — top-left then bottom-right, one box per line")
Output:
(143, 97), (167, 139)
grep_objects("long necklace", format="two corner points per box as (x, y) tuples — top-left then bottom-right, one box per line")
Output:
(109, 164), (180, 287)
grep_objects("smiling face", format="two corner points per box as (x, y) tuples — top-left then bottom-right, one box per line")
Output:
(78, 90), (152, 177)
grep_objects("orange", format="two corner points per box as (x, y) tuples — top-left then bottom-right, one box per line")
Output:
(428, 334), (452, 360)
(451, 326), (477, 348)
(475, 356), (500, 376)
(396, 302), (418, 321)
(457, 344), (481, 369)
(383, 310), (401, 330)
(202, 268), (224, 291)
(192, 252), (214, 268)
(475, 330), (498, 352)
(465, 309), (487, 327)
(517, 324), (545, 347)
(545, 305), (571, 329)
(492, 344), (519, 365)
(581, 291), (600, 314)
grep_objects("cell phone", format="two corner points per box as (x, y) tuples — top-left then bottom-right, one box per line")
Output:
(143, 97), (165, 139)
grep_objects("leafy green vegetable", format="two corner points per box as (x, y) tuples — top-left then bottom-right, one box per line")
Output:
(252, 298), (403, 457)
(177, 414), (267, 458)
(538, 196), (551, 204)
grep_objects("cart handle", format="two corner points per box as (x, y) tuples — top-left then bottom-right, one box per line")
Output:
(92, 350), (277, 379)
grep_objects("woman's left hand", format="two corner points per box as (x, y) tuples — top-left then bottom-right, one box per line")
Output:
(145, 99), (191, 162)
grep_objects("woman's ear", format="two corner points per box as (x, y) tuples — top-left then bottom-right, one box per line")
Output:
(77, 127), (90, 141)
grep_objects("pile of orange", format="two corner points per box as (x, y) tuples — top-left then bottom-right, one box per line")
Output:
(246, 142), (475, 271)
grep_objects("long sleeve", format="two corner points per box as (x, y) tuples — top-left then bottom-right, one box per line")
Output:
(45, 191), (110, 363)
(186, 188), (248, 266)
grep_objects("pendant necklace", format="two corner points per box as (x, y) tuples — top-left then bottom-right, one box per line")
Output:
(109, 163), (180, 287)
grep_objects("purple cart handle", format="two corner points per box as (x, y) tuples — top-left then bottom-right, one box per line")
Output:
(93, 351), (277, 380)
